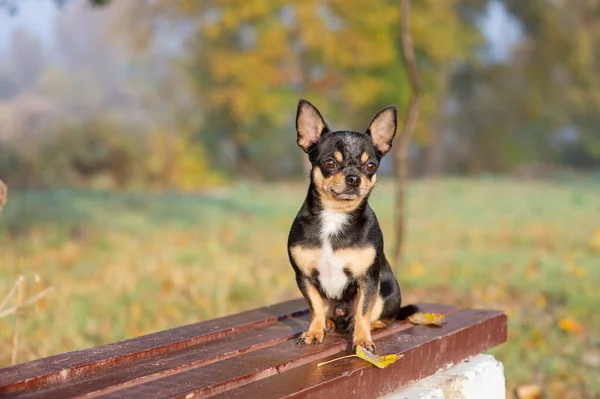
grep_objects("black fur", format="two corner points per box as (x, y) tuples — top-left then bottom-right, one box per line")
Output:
(288, 99), (418, 345)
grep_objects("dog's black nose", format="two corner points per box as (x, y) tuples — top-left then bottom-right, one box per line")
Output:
(345, 174), (361, 187)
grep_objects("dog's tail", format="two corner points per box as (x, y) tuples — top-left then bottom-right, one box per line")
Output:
(396, 304), (420, 320)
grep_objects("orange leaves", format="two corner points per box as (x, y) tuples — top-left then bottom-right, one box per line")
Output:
(146, 130), (223, 191)
(172, 0), (477, 143)
(559, 317), (584, 335)
(408, 312), (446, 327)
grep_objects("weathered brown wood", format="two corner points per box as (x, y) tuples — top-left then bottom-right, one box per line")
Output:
(41, 305), (457, 399)
(0, 299), (308, 395)
(0, 301), (506, 399)
(7, 314), (313, 399)
(213, 309), (507, 399)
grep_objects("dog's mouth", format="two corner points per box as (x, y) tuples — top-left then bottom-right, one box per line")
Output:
(335, 192), (359, 200)
(323, 182), (364, 201)
(330, 187), (362, 201)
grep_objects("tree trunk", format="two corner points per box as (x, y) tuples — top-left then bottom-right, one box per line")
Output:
(0, 179), (6, 214)
(425, 69), (448, 176)
(222, 111), (260, 181)
(394, 0), (422, 268)
(232, 134), (260, 181)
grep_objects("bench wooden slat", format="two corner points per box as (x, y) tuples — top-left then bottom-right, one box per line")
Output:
(93, 306), (495, 399)
(0, 299), (308, 394)
(9, 314), (313, 399)
(212, 309), (507, 399)
(0, 302), (507, 399)
(75, 304), (457, 399)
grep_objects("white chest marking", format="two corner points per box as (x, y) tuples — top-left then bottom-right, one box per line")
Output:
(317, 210), (350, 299)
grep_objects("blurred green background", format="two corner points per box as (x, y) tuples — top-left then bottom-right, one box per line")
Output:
(0, 1), (599, 398)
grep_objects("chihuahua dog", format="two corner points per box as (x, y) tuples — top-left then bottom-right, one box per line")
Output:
(288, 99), (418, 352)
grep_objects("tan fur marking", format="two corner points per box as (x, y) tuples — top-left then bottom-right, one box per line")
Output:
(312, 167), (376, 213)
(327, 172), (347, 195)
(325, 318), (336, 332)
(312, 167), (326, 195)
(333, 151), (343, 163)
(300, 282), (327, 344)
(352, 285), (375, 349)
(370, 293), (394, 331)
(290, 246), (321, 276)
(335, 246), (376, 277)
(371, 319), (393, 331)
(361, 152), (369, 163)
(370, 294), (384, 322)
(306, 283), (326, 321)
(323, 297), (335, 319)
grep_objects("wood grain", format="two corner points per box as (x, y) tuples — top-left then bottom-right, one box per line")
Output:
(0, 301), (507, 399)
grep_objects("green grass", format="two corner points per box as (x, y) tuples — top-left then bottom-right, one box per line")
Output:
(1, 178), (599, 398)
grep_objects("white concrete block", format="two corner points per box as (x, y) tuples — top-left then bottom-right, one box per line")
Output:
(383, 354), (505, 399)
(388, 387), (445, 399)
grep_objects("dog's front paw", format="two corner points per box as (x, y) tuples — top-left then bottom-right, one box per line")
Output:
(296, 329), (325, 345)
(352, 338), (376, 353)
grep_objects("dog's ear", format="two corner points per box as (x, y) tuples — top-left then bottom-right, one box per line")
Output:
(296, 99), (330, 153)
(366, 106), (397, 156)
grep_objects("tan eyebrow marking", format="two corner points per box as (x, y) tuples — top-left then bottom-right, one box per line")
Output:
(361, 152), (369, 163)
(333, 151), (343, 163)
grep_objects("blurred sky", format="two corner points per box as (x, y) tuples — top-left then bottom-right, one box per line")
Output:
(0, 0), (522, 61)
(0, 0), (57, 52)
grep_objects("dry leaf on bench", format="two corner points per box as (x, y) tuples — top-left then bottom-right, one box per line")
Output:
(408, 312), (446, 327)
(317, 346), (402, 369)
(355, 345), (401, 368)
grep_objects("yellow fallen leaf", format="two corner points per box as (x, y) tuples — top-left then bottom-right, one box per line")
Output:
(408, 312), (446, 327)
(355, 345), (401, 368)
(317, 346), (403, 369)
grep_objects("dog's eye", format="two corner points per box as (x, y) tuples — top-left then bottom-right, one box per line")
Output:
(323, 159), (337, 169)
(364, 162), (377, 173)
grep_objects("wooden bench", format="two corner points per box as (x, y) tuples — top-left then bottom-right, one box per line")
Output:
(0, 300), (506, 398)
